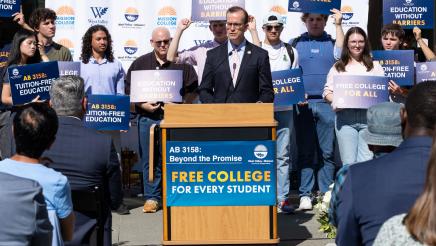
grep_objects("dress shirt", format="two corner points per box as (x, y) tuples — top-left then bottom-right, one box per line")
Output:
(81, 57), (125, 95)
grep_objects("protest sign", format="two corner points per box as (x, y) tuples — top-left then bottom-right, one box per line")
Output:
(333, 75), (389, 109)
(416, 62), (436, 83)
(166, 140), (276, 206)
(383, 0), (434, 29)
(84, 95), (130, 131)
(130, 70), (183, 103)
(8, 61), (59, 105)
(0, 0), (20, 17)
(372, 50), (414, 86)
(58, 61), (80, 76)
(272, 68), (305, 110)
(191, 0), (245, 21)
(288, 0), (341, 14)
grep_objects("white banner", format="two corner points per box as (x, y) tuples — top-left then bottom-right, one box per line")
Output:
(47, 0), (368, 70)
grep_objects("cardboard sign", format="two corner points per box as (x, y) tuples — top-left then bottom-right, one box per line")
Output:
(383, 0), (434, 29)
(8, 61), (59, 105)
(84, 95), (130, 130)
(288, 0), (341, 15)
(130, 70), (183, 103)
(191, 0), (245, 21)
(372, 50), (414, 86)
(333, 75), (389, 109)
(272, 68), (305, 110)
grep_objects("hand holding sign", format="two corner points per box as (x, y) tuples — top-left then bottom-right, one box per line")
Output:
(330, 8), (343, 25)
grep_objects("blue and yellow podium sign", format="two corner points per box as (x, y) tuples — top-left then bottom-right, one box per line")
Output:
(166, 140), (276, 206)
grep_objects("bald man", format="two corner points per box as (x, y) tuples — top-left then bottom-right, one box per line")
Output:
(125, 27), (198, 213)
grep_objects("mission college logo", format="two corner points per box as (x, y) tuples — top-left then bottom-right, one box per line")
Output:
(269, 6), (288, 24)
(89, 6), (109, 25)
(57, 39), (75, 57)
(124, 40), (138, 55)
(157, 6), (177, 27)
(125, 7), (139, 22)
(55, 5), (75, 27)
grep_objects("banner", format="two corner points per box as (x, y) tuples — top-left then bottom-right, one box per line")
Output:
(333, 75), (389, 109)
(288, 0), (341, 14)
(130, 70), (183, 103)
(383, 0), (434, 29)
(8, 61), (59, 105)
(416, 62), (436, 83)
(166, 140), (276, 206)
(191, 0), (245, 21)
(58, 61), (80, 76)
(372, 50), (414, 86)
(0, 0), (20, 17)
(272, 68), (305, 110)
(84, 95), (130, 130)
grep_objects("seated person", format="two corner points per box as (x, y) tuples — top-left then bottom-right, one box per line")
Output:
(0, 103), (75, 245)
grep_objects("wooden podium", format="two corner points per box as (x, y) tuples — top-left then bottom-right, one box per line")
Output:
(159, 103), (279, 245)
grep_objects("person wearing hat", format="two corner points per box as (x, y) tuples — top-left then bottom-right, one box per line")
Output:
(329, 102), (403, 228)
(260, 12), (299, 213)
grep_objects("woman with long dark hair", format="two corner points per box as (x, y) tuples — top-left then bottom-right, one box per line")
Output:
(323, 27), (385, 164)
(1, 28), (49, 105)
(374, 135), (436, 245)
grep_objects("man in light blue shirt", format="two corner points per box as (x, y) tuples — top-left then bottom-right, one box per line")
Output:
(80, 25), (125, 95)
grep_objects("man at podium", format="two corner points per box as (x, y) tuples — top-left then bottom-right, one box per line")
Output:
(199, 6), (274, 103)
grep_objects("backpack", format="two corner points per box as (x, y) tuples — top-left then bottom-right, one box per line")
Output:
(283, 43), (295, 67)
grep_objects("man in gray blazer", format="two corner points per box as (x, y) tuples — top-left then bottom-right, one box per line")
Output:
(0, 172), (53, 245)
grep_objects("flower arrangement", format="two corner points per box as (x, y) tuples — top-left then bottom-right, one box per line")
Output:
(313, 185), (337, 239)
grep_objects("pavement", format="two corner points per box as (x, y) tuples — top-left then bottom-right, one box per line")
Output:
(111, 194), (335, 246)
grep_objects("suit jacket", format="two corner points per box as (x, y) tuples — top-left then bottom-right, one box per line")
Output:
(199, 40), (274, 103)
(43, 116), (122, 245)
(336, 136), (432, 246)
(0, 172), (52, 245)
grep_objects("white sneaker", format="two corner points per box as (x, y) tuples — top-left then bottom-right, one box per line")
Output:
(299, 196), (313, 210)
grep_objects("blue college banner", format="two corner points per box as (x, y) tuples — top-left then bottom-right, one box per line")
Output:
(58, 61), (80, 76)
(272, 68), (305, 110)
(383, 0), (434, 29)
(130, 70), (183, 103)
(166, 141), (276, 207)
(333, 75), (389, 109)
(372, 50), (414, 86)
(416, 62), (436, 83)
(191, 0), (245, 21)
(288, 0), (341, 14)
(0, 0), (20, 17)
(84, 95), (130, 130)
(8, 61), (59, 105)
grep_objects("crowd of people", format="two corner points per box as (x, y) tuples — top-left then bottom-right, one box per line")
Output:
(0, 5), (436, 246)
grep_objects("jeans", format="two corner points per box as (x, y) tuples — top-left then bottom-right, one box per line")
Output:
(295, 101), (336, 197)
(138, 116), (162, 202)
(335, 109), (373, 165)
(274, 110), (296, 202)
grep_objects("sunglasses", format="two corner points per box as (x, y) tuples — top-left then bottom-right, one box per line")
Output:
(153, 39), (171, 46)
(264, 25), (283, 31)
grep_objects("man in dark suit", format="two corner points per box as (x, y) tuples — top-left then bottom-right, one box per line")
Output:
(335, 81), (436, 246)
(44, 75), (122, 246)
(0, 172), (52, 245)
(199, 6), (273, 103)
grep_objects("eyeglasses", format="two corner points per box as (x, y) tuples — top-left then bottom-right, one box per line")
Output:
(264, 25), (283, 31)
(153, 39), (171, 46)
(226, 22), (244, 28)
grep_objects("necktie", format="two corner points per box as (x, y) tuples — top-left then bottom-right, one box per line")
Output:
(231, 49), (240, 86)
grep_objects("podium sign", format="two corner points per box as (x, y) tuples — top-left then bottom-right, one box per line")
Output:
(166, 140), (276, 206)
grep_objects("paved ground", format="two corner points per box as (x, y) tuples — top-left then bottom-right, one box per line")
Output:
(111, 195), (335, 246)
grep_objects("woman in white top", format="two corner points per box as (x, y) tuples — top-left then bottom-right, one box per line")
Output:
(323, 27), (385, 164)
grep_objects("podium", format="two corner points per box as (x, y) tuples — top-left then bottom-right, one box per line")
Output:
(160, 103), (279, 245)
